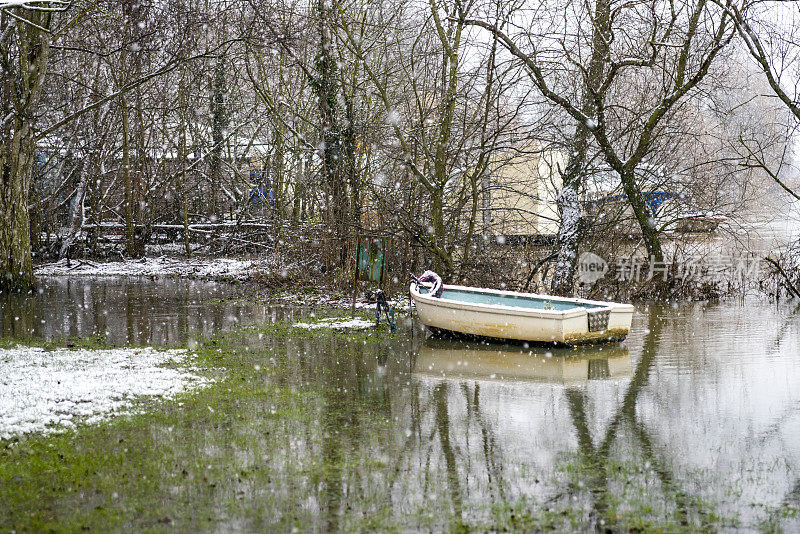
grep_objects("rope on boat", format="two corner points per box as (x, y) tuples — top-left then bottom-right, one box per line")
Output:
(415, 270), (443, 298)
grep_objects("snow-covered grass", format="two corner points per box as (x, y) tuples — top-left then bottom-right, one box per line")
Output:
(292, 317), (376, 330)
(35, 256), (275, 281)
(0, 346), (211, 440)
(275, 290), (408, 313)
(0, 0), (68, 7)
(145, 242), (200, 255)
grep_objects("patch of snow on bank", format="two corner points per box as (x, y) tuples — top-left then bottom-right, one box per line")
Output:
(292, 317), (375, 330)
(0, 346), (211, 440)
(35, 257), (273, 281)
(278, 292), (407, 312)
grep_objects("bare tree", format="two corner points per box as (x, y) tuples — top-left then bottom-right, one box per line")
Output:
(716, 0), (800, 201)
(465, 0), (736, 294)
(337, 0), (526, 280)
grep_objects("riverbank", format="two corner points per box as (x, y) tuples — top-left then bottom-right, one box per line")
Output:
(33, 253), (792, 305)
(36, 256), (279, 282)
(34, 256), (407, 311)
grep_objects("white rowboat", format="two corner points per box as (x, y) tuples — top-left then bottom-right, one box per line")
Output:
(409, 283), (634, 345)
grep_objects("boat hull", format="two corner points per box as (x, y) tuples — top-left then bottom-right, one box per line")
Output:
(410, 284), (633, 345)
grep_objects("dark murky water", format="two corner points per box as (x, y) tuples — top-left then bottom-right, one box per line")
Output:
(2, 277), (800, 530)
(0, 276), (299, 345)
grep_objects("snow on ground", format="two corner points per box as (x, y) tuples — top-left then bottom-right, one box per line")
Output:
(145, 242), (200, 255)
(35, 256), (274, 281)
(292, 317), (376, 330)
(35, 256), (409, 312)
(0, 346), (211, 440)
(278, 291), (408, 312)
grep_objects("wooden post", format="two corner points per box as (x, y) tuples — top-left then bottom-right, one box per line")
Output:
(379, 237), (387, 289)
(351, 236), (361, 317)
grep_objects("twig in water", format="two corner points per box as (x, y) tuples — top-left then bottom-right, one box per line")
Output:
(765, 256), (800, 299)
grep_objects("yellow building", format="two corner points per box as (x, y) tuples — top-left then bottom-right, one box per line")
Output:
(487, 144), (565, 241)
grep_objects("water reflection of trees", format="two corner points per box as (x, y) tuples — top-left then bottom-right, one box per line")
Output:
(290, 304), (800, 531)
(565, 310), (713, 529)
(406, 309), (714, 530)
(0, 277), (279, 344)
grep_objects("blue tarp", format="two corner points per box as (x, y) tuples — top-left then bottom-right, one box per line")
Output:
(248, 188), (274, 204)
(587, 191), (682, 215)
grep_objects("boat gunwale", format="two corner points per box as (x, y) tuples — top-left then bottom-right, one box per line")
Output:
(409, 283), (633, 319)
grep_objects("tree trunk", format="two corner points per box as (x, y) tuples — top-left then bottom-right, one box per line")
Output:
(60, 160), (89, 258)
(0, 10), (53, 291)
(0, 128), (36, 291)
(550, 161), (583, 295)
(209, 51), (227, 220)
(550, 0), (611, 296)
(120, 95), (137, 256)
(179, 83), (191, 257)
(621, 168), (663, 262)
(315, 0), (348, 268)
(343, 93), (360, 230)
(273, 128), (284, 224)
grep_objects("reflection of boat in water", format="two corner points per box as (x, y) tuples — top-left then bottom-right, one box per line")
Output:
(415, 339), (632, 385)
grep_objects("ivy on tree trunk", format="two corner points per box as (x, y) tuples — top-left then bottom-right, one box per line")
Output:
(0, 9), (53, 291)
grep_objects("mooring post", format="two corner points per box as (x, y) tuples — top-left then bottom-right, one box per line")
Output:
(351, 236), (361, 318)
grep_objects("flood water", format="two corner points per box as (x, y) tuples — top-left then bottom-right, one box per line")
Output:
(0, 276), (296, 345)
(2, 277), (800, 531)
